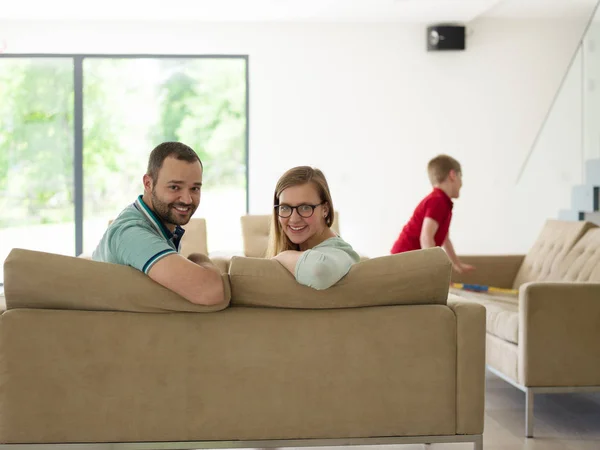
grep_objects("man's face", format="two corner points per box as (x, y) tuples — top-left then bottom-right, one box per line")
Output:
(144, 156), (203, 228)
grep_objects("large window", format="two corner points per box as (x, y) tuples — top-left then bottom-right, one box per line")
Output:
(0, 55), (248, 283)
(0, 58), (75, 280)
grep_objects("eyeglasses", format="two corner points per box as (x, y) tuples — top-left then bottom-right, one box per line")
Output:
(275, 202), (324, 218)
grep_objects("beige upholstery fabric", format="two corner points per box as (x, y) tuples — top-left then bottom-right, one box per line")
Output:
(518, 281), (600, 387)
(179, 218), (209, 257)
(240, 215), (271, 257)
(450, 290), (519, 344)
(0, 305), (457, 443)
(449, 288), (518, 307)
(451, 255), (525, 289)
(3, 249), (230, 313)
(548, 228), (600, 282)
(229, 248), (451, 309)
(486, 333), (519, 383)
(241, 213), (341, 258)
(511, 220), (596, 289)
(447, 300), (486, 435)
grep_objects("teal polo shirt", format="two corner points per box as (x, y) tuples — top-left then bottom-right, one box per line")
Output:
(92, 195), (185, 274)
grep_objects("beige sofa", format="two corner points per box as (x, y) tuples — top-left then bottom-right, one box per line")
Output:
(1, 247), (485, 449)
(451, 219), (600, 437)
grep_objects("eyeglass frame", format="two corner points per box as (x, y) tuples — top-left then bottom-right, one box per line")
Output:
(274, 202), (326, 218)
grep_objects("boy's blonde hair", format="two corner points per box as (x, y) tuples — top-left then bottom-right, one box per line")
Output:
(266, 166), (335, 258)
(427, 155), (462, 185)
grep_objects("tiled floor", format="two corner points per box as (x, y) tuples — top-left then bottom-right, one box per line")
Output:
(270, 371), (600, 450)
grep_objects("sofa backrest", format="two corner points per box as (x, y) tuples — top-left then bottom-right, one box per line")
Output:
(179, 218), (208, 257)
(512, 220), (597, 289)
(229, 247), (451, 309)
(3, 249), (230, 313)
(241, 213), (340, 258)
(547, 227), (600, 282)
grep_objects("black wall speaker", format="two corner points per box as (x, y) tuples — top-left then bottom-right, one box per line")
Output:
(427, 25), (466, 51)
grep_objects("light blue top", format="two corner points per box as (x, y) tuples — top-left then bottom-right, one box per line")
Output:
(294, 236), (360, 290)
(92, 196), (185, 274)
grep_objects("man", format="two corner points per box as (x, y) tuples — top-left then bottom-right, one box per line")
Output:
(93, 142), (225, 306)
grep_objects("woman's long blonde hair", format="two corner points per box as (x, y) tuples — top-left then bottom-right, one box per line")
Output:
(266, 166), (335, 258)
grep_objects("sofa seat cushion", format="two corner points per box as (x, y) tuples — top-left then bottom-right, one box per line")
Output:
(449, 288), (518, 307)
(450, 290), (519, 344)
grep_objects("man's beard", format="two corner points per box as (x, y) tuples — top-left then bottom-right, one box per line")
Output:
(151, 189), (197, 227)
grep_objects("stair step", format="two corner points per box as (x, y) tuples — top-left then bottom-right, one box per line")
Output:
(557, 209), (581, 221)
(582, 211), (600, 226)
(586, 159), (600, 184)
(570, 185), (600, 212)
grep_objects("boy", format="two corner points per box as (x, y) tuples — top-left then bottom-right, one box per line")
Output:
(390, 155), (475, 274)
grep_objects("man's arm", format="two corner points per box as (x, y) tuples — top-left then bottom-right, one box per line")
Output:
(148, 254), (225, 306)
(420, 217), (439, 249)
(187, 252), (223, 275)
(443, 237), (475, 274)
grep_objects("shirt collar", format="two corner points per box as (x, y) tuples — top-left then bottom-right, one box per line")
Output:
(433, 187), (454, 208)
(134, 195), (186, 241)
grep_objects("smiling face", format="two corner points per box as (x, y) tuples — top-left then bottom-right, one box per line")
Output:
(277, 182), (331, 251)
(143, 156), (203, 230)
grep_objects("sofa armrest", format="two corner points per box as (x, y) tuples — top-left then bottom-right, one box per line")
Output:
(519, 281), (600, 387)
(447, 300), (486, 435)
(451, 255), (525, 289)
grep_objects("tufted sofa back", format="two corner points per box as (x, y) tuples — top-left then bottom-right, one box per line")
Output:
(547, 227), (600, 282)
(512, 220), (597, 289)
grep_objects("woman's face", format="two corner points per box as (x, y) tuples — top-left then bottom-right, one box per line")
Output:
(277, 183), (329, 249)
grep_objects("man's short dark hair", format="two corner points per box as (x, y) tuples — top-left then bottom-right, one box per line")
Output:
(146, 142), (202, 182)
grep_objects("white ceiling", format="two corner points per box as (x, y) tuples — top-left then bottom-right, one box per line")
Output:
(0, 0), (595, 22)
(0, 0), (503, 22)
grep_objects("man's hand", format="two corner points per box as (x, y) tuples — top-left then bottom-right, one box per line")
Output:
(188, 253), (222, 275)
(453, 262), (476, 274)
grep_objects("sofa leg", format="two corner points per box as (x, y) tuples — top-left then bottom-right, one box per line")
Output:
(526, 389), (534, 438)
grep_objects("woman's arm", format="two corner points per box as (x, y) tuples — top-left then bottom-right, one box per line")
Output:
(295, 247), (356, 290)
(272, 250), (303, 274)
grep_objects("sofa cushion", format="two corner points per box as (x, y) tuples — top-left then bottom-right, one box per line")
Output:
(449, 288), (518, 307)
(3, 249), (230, 313)
(240, 215), (271, 258)
(229, 247), (451, 309)
(450, 291), (518, 344)
(548, 228), (600, 282)
(511, 220), (596, 289)
(178, 218), (208, 257)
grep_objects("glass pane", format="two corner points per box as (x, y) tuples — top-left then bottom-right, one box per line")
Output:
(0, 58), (75, 284)
(83, 58), (247, 255)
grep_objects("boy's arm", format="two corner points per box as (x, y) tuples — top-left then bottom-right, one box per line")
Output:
(420, 217), (439, 248)
(443, 237), (475, 274)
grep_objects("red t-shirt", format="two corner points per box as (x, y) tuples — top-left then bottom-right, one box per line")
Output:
(391, 188), (453, 254)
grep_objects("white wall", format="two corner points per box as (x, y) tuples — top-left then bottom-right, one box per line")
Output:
(0, 10), (596, 256)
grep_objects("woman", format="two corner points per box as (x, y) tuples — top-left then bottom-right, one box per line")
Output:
(266, 166), (359, 290)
